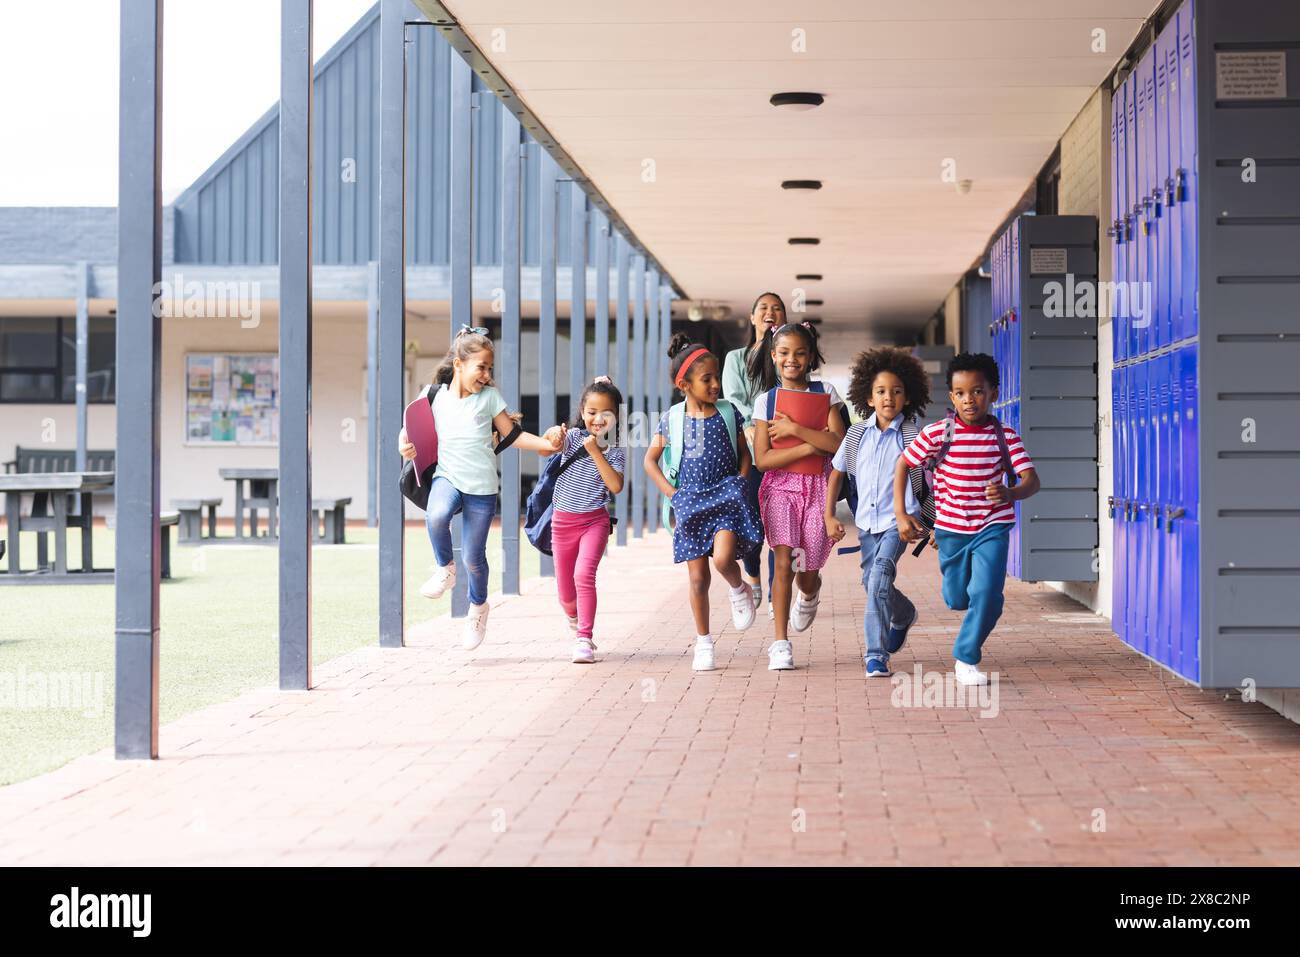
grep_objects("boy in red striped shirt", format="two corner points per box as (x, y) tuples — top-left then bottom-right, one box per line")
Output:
(893, 353), (1040, 687)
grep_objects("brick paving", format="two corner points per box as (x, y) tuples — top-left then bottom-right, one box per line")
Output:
(2, 528), (1299, 866)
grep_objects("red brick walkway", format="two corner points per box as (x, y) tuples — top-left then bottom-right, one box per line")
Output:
(2, 529), (1299, 866)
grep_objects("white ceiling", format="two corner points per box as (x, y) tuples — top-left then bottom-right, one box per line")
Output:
(442, 0), (1156, 332)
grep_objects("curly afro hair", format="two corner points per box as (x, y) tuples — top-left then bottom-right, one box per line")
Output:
(946, 352), (1000, 391)
(846, 347), (930, 420)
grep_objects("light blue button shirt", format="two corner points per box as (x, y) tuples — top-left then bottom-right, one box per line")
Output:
(831, 412), (918, 534)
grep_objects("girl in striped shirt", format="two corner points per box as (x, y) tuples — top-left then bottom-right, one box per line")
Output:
(895, 353), (1040, 686)
(549, 377), (626, 664)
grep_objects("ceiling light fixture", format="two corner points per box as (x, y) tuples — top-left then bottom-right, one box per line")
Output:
(795, 274), (823, 281)
(788, 237), (820, 245)
(770, 92), (824, 111)
(781, 180), (822, 190)
(805, 299), (824, 306)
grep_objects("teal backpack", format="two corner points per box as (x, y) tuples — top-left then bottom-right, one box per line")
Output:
(659, 399), (739, 530)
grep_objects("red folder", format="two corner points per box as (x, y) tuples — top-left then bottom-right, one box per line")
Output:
(403, 388), (439, 485)
(771, 388), (830, 475)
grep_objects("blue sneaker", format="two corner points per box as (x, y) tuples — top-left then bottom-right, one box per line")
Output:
(885, 606), (918, 655)
(865, 657), (892, 678)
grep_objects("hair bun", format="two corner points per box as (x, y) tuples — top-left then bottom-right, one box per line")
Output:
(667, 331), (693, 358)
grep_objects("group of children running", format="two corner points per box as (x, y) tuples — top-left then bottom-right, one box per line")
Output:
(398, 292), (1040, 685)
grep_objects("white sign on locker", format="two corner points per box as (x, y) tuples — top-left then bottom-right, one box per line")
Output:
(1215, 51), (1287, 100)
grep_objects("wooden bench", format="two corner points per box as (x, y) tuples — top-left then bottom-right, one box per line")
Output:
(312, 497), (351, 544)
(171, 497), (222, 542)
(160, 510), (178, 579)
(4, 447), (115, 474)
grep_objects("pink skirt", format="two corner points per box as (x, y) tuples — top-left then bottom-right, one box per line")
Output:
(758, 462), (834, 571)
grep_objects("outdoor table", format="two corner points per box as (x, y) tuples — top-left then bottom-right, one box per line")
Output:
(0, 471), (115, 582)
(218, 468), (279, 540)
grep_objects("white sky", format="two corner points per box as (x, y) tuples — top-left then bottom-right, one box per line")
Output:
(0, 0), (377, 206)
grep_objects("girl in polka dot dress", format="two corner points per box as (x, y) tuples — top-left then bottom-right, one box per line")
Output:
(644, 334), (764, 672)
(749, 321), (847, 670)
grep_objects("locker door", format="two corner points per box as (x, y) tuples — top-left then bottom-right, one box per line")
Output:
(1153, 33), (1171, 352)
(1135, 48), (1156, 359)
(1178, 344), (1199, 680)
(1155, 354), (1173, 668)
(1113, 78), (1128, 362)
(1130, 360), (1149, 652)
(1124, 73), (1140, 360)
(1161, 16), (1183, 346)
(1167, 354), (1184, 673)
(1178, 7), (1198, 340)
(1112, 366), (1127, 639)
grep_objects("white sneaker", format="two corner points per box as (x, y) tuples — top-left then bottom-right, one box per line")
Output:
(566, 615), (579, 634)
(768, 640), (794, 671)
(954, 660), (988, 686)
(749, 582), (762, 607)
(789, 588), (821, 634)
(768, 601), (774, 621)
(420, 563), (456, 599)
(692, 638), (716, 672)
(572, 639), (595, 664)
(729, 585), (756, 631)
(462, 601), (489, 650)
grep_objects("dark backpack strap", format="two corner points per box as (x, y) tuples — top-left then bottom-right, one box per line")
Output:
(899, 416), (928, 506)
(986, 414), (1018, 486)
(766, 387), (776, 421)
(554, 444), (590, 479)
(494, 421), (522, 454)
(932, 410), (957, 470)
(809, 380), (826, 393)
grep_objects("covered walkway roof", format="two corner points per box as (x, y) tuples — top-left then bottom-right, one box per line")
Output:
(424, 0), (1153, 329)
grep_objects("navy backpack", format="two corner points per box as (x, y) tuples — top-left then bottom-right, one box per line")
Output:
(524, 441), (616, 556)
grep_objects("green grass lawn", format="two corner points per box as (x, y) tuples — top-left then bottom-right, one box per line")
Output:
(0, 523), (539, 785)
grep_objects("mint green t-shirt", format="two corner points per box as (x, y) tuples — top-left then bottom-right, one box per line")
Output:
(431, 383), (508, 495)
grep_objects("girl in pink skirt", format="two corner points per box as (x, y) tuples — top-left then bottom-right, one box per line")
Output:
(749, 321), (846, 670)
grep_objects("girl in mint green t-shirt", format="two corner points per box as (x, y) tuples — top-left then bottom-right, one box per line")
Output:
(398, 328), (562, 650)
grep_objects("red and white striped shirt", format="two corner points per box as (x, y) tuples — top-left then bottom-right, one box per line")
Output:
(901, 417), (1035, 534)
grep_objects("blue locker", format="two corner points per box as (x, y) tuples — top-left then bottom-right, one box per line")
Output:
(1177, 7), (1197, 341)
(1155, 353), (1173, 669)
(1129, 360), (1148, 651)
(1161, 14), (1183, 347)
(1178, 343), (1199, 679)
(1153, 33), (1172, 352)
(1112, 78), (1128, 362)
(1134, 48), (1156, 359)
(1124, 72), (1140, 360)
(1112, 366), (1127, 640)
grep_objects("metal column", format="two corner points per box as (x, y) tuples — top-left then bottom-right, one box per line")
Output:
(644, 264), (660, 533)
(659, 280), (673, 461)
(278, 0), (314, 690)
(614, 235), (629, 546)
(594, 212), (610, 378)
(537, 149), (559, 576)
(366, 260), (378, 527)
(74, 260), (89, 473)
(377, 0), (406, 648)
(448, 53), (472, 616)
(499, 111), (523, 594)
(114, 0), (163, 759)
(569, 185), (587, 416)
(630, 253), (645, 538)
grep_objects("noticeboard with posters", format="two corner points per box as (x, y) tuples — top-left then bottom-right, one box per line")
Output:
(185, 353), (279, 445)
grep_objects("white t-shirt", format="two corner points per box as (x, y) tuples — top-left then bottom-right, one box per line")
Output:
(430, 383), (508, 496)
(752, 382), (843, 425)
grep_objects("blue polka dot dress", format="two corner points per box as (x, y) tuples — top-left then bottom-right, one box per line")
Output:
(658, 404), (763, 564)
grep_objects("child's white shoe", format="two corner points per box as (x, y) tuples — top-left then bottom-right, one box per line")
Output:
(729, 584), (756, 631)
(462, 601), (490, 650)
(768, 640), (794, 671)
(572, 639), (596, 664)
(566, 615), (579, 634)
(789, 588), (820, 634)
(692, 637), (716, 672)
(420, 563), (456, 599)
(954, 660), (988, 686)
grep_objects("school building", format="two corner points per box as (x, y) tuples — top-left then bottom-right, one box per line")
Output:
(2, 0), (1298, 740)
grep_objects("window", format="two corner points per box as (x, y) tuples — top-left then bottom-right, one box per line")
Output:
(0, 317), (116, 403)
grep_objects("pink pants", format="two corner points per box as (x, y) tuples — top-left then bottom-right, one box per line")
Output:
(552, 508), (611, 641)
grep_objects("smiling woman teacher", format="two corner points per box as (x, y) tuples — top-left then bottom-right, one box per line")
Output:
(721, 291), (786, 615)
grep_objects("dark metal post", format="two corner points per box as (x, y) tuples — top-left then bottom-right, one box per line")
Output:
(75, 260), (89, 472)
(448, 53), (472, 616)
(377, 0), (406, 648)
(595, 213), (609, 378)
(614, 235), (629, 545)
(278, 0), (314, 690)
(114, 0), (163, 759)
(569, 186), (587, 416)
(538, 149), (558, 576)
(630, 253), (645, 538)
(366, 260), (378, 527)
(500, 111), (523, 594)
(645, 264), (660, 533)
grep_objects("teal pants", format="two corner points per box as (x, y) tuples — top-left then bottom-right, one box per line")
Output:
(935, 523), (1011, 665)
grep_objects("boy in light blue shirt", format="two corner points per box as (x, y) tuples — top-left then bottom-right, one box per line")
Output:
(825, 348), (932, 677)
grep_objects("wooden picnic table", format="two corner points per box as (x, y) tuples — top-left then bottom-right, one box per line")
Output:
(0, 471), (114, 581)
(218, 467), (279, 540)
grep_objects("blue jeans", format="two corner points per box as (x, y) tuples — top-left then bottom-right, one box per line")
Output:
(935, 523), (1011, 665)
(424, 476), (496, 606)
(741, 466), (774, 596)
(857, 526), (914, 664)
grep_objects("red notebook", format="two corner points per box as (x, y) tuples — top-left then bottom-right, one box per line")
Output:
(403, 387), (439, 484)
(770, 388), (830, 475)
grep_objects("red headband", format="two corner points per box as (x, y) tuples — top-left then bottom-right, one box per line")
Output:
(674, 348), (712, 388)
